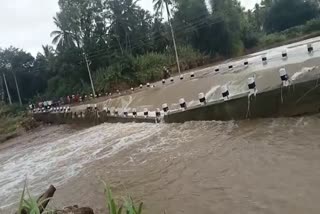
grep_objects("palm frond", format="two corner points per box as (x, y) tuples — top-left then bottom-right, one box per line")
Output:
(51, 34), (61, 45)
(50, 30), (62, 37)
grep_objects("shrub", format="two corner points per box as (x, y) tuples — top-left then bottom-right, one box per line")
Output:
(104, 182), (143, 214)
(281, 25), (304, 38)
(0, 104), (26, 138)
(94, 66), (121, 92)
(93, 55), (136, 92)
(0, 104), (24, 117)
(304, 19), (320, 33)
(242, 30), (261, 49)
(92, 46), (207, 91)
(259, 33), (287, 47)
(167, 45), (209, 72)
(134, 52), (171, 83)
(258, 19), (320, 49)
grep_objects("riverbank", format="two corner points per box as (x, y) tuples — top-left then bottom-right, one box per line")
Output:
(0, 105), (39, 144)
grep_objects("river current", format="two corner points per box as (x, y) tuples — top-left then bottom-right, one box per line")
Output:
(1, 115), (320, 213)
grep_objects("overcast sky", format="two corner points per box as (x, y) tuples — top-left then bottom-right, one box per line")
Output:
(0, 0), (261, 56)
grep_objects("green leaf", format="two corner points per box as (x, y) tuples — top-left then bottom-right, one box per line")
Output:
(117, 206), (123, 214)
(18, 181), (27, 214)
(137, 202), (143, 214)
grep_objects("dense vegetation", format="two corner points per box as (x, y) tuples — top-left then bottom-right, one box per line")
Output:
(0, 104), (38, 143)
(1, 0), (320, 104)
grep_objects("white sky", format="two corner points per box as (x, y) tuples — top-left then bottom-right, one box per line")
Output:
(0, 0), (261, 56)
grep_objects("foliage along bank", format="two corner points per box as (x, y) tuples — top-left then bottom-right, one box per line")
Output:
(1, 0), (320, 104)
(0, 104), (39, 143)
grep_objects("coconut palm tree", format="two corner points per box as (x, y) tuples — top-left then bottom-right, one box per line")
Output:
(153, 0), (181, 74)
(50, 14), (77, 49)
(42, 45), (55, 59)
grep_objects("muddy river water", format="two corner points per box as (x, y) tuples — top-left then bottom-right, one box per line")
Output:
(1, 116), (320, 214)
(2, 37), (320, 213)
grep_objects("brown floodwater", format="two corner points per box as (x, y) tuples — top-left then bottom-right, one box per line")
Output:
(1, 115), (320, 214)
(3, 37), (320, 214)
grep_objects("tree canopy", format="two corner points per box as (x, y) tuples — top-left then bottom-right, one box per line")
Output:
(1, 0), (320, 104)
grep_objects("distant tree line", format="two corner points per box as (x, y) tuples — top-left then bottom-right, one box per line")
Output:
(0, 0), (320, 104)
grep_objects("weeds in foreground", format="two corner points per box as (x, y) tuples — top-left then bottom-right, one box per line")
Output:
(17, 182), (143, 214)
(17, 182), (53, 214)
(103, 181), (143, 214)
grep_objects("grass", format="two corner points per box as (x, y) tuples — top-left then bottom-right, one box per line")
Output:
(0, 104), (39, 144)
(17, 182), (54, 214)
(0, 105), (25, 143)
(16, 182), (143, 214)
(103, 181), (143, 214)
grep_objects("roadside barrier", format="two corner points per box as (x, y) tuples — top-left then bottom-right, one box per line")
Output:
(144, 108), (149, 118)
(279, 68), (290, 87)
(221, 85), (230, 101)
(198, 93), (206, 105)
(179, 98), (187, 110)
(34, 42), (320, 121)
(162, 103), (169, 113)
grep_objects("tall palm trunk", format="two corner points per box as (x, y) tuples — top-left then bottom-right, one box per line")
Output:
(0, 74), (4, 102)
(116, 36), (124, 55)
(2, 72), (12, 105)
(12, 70), (22, 106)
(83, 52), (96, 98)
(165, 1), (181, 74)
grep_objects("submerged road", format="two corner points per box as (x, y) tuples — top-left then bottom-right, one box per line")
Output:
(70, 36), (320, 115)
(1, 37), (320, 213)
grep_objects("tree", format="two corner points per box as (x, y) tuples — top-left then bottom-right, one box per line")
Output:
(105, 0), (153, 56)
(2, 0), (320, 103)
(173, 0), (212, 52)
(51, 13), (78, 49)
(264, 0), (319, 32)
(261, 0), (273, 8)
(209, 0), (245, 56)
(0, 47), (40, 104)
(151, 17), (169, 52)
(153, 0), (181, 74)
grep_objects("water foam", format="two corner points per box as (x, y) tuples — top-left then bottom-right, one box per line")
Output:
(0, 123), (164, 209)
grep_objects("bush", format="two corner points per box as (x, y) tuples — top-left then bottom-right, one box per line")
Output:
(93, 55), (137, 92)
(168, 45), (209, 72)
(134, 52), (171, 83)
(304, 19), (320, 33)
(242, 31), (261, 49)
(94, 65), (122, 92)
(259, 33), (287, 47)
(0, 104), (27, 139)
(281, 25), (304, 38)
(0, 104), (25, 118)
(258, 19), (320, 49)
(92, 46), (208, 91)
(133, 46), (207, 83)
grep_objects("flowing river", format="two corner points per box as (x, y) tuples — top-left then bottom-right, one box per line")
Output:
(2, 37), (320, 213)
(1, 115), (320, 213)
